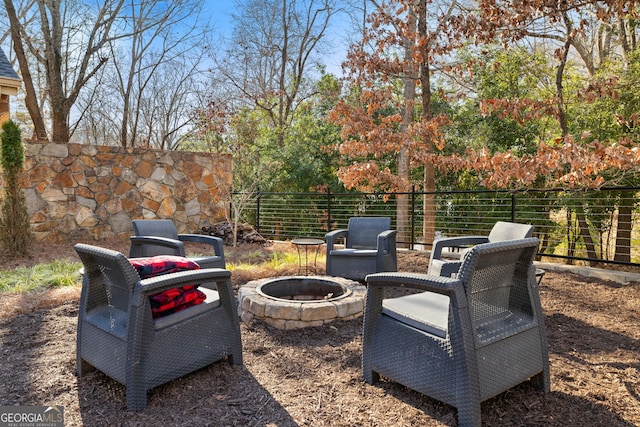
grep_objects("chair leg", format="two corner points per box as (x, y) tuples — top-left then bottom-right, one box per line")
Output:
(361, 351), (378, 384)
(76, 358), (93, 377)
(363, 369), (379, 385)
(456, 400), (482, 427)
(127, 386), (148, 411)
(229, 350), (243, 366)
(455, 352), (482, 427)
(530, 370), (551, 393)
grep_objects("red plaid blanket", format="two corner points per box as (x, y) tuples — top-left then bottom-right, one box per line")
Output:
(129, 256), (205, 318)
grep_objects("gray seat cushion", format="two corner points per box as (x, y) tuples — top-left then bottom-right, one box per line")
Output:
(382, 291), (450, 338)
(86, 286), (222, 332)
(153, 287), (221, 330)
(428, 259), (462, 278)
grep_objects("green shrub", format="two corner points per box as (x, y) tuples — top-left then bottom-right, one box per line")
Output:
(0, 120), (31, 256)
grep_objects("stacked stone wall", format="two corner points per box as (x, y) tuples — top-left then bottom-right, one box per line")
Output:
(20, 142), (232, 242)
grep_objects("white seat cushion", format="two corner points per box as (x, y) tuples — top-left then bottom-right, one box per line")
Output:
(330, 249), (380, 257)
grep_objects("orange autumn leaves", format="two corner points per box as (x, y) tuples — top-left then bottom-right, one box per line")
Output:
(433, 136), (640, 189)
(332, 85), (640, 191)
(329, 91), (449, 193)
(327, 0), (640, 193)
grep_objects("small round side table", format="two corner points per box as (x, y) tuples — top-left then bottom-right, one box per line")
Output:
(291, 238), (324, 276)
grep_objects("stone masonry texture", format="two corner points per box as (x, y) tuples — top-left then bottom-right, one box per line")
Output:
(20, 142), (232, 242)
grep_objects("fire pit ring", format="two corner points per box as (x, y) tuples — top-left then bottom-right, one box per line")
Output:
(256, 277), (353, 302)
(238, 276), (365, 330)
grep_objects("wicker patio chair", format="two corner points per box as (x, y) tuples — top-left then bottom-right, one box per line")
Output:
(363, 238), (550, 427)
(428, 221), (533, 278)
(129, 219), (225, 269)
(74, 243), (242, 410)
(325, 217), (397, 281)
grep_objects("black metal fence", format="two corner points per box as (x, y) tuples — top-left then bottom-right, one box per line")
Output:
(233, 187), (640, 268)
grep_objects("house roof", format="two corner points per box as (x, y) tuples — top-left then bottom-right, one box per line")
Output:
(0, 47), (21, 96)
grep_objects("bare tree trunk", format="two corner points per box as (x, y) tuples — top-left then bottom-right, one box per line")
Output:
(38, 0), (70, 142)
(418, 0), (436, 245)
(556, 7), (572, 137)
(614, 191), (632, 263)
(277, 0), (289, 148)
(396, 160), (411, 247)
(576, 208), (598, 266)
(396, 5), (417, 248)
(4, 0), (48, 140)
(6, 0), (122, 142)
(566, 209), (575, 264)
(423, 166), (436, 246)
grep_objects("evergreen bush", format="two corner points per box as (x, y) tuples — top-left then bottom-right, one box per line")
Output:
(0, 120), (31, 255)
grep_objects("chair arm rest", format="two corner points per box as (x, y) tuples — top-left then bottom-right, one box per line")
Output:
(132, 268), (231, 305)
(430, 236), (489, 260)
(376, 229), (397, 259)
(377, 229), (397, 240)
(178, 234), (224, 256)
(376, 229), (397, 249)
(129, 235), (185, 256)
(365, 271), (461, 298)
(325, 229), (348, 250)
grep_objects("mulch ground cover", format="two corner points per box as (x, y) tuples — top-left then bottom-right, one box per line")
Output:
(0, 238), (639, 426)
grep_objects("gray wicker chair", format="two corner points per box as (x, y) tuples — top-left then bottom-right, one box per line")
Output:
(74, 243), (242, 410)
(129, 219), (225, 269)
(325, 217), (397, 281)
(363, 238), (549, 427)
(428, 221), (533, 278)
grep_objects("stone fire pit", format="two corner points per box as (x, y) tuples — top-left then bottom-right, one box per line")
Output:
(238, 276), (366, 330)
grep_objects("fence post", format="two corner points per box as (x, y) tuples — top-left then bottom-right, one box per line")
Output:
(511, 193), (516, 222)
(256, 188), (261, 234)
(410, 185), (416, 250)
(327, 188), (332, 232)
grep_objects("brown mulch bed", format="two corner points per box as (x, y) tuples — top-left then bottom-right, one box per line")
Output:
(1, 238), (639, 426)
